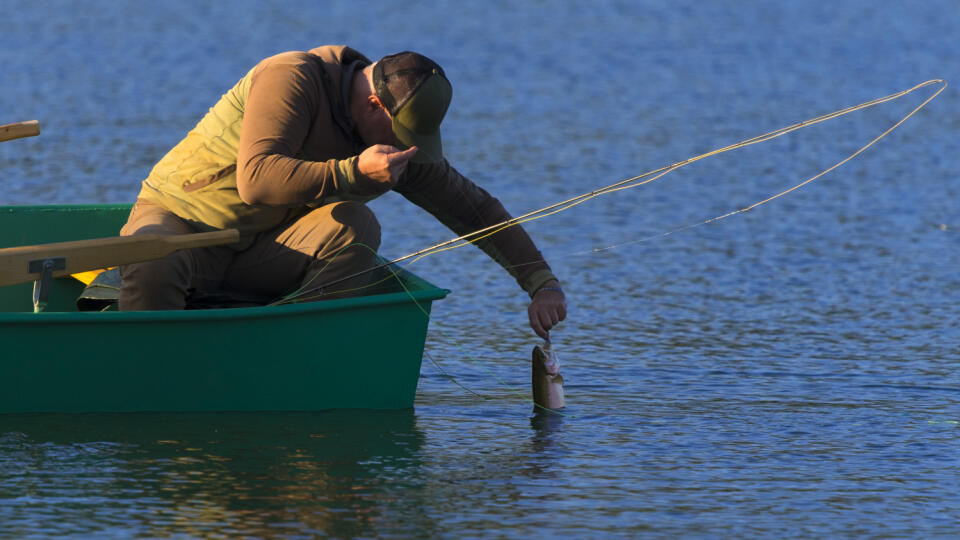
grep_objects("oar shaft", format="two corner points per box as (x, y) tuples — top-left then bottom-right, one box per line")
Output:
(0, 229), (239, 288)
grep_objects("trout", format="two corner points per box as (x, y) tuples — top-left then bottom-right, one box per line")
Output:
(532, 341), (565, 410)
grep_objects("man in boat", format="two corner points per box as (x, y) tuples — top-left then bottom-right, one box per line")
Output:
(119, 47), (566, 338)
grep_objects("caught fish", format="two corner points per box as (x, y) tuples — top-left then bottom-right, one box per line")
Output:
(532, 341), (565, 410)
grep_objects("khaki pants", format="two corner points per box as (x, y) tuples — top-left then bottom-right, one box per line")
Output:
(118, 200), (381, 311)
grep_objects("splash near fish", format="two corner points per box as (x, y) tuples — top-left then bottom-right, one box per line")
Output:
(532, 341), (565, 410)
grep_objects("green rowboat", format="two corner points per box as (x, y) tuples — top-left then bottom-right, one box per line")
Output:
(0, 204), (449, 413)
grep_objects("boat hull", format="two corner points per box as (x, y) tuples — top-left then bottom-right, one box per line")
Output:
(0, 205), (448, 413)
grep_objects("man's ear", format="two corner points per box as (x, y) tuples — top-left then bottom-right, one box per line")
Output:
(368, 94), (387, 113)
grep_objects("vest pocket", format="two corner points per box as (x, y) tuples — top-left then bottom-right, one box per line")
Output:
(182, 164), (237, 193)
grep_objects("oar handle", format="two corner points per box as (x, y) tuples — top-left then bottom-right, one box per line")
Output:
(0, 229), (240, 288)
(0, 120), (41, 143)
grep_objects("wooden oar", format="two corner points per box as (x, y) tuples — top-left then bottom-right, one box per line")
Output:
(0, 229), (239, 288)
(0, 120), (41, 143)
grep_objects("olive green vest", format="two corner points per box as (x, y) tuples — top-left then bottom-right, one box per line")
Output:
(137, 68), (278, 241)
(136, 46), (364, 249)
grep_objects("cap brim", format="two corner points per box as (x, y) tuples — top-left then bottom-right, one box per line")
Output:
(392, 116), (443, 164)
(389, 73), (450, 164)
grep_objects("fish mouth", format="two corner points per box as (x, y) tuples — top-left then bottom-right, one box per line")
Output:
(541, 361), (559, 376)
(533, 345), (560, 375)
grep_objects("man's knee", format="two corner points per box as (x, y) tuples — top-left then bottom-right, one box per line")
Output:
(329, 201), (381, 251)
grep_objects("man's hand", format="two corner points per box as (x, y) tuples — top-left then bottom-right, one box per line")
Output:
(528, 280), (567, 339)
(357, 145), (419, 188)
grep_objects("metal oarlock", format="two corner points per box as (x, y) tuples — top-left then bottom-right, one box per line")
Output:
(29, 257), (65, 313)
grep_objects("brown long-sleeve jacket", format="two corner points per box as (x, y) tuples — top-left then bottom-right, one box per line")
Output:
(137, 45), (556, 295)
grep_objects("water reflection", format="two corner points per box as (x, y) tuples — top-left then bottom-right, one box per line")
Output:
(0, 411), (428, 537)
(529, 409), (566, 438)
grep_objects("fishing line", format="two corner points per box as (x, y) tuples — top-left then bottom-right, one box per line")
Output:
(508, 78), (949, 268)
(281, 79), (945, 300)
(416, 78), (948, 264)
(422, 348), (492, 399)
(276, 79), (944, 415)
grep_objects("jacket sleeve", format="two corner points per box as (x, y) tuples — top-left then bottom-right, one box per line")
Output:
(395, 160), (558, 296)
(235, 54), (356, 206)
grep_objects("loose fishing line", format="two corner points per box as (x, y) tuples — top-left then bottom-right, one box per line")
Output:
(276, 79), (945, 414)
(279, 79), (945, 301)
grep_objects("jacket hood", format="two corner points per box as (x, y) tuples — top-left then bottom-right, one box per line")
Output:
(308, 46), (371, 135)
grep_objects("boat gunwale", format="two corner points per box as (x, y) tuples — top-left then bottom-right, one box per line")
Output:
(0, 286), (450, 324)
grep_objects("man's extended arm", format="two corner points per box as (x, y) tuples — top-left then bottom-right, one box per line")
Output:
(397, 160), (566, 337)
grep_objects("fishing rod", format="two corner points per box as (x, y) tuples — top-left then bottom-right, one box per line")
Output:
(273, 78), (946, 305)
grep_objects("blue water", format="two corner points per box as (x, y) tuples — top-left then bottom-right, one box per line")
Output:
(2, 0), (959, 537)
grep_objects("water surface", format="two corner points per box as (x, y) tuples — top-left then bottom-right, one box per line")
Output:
(2, 1), (959, 537)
